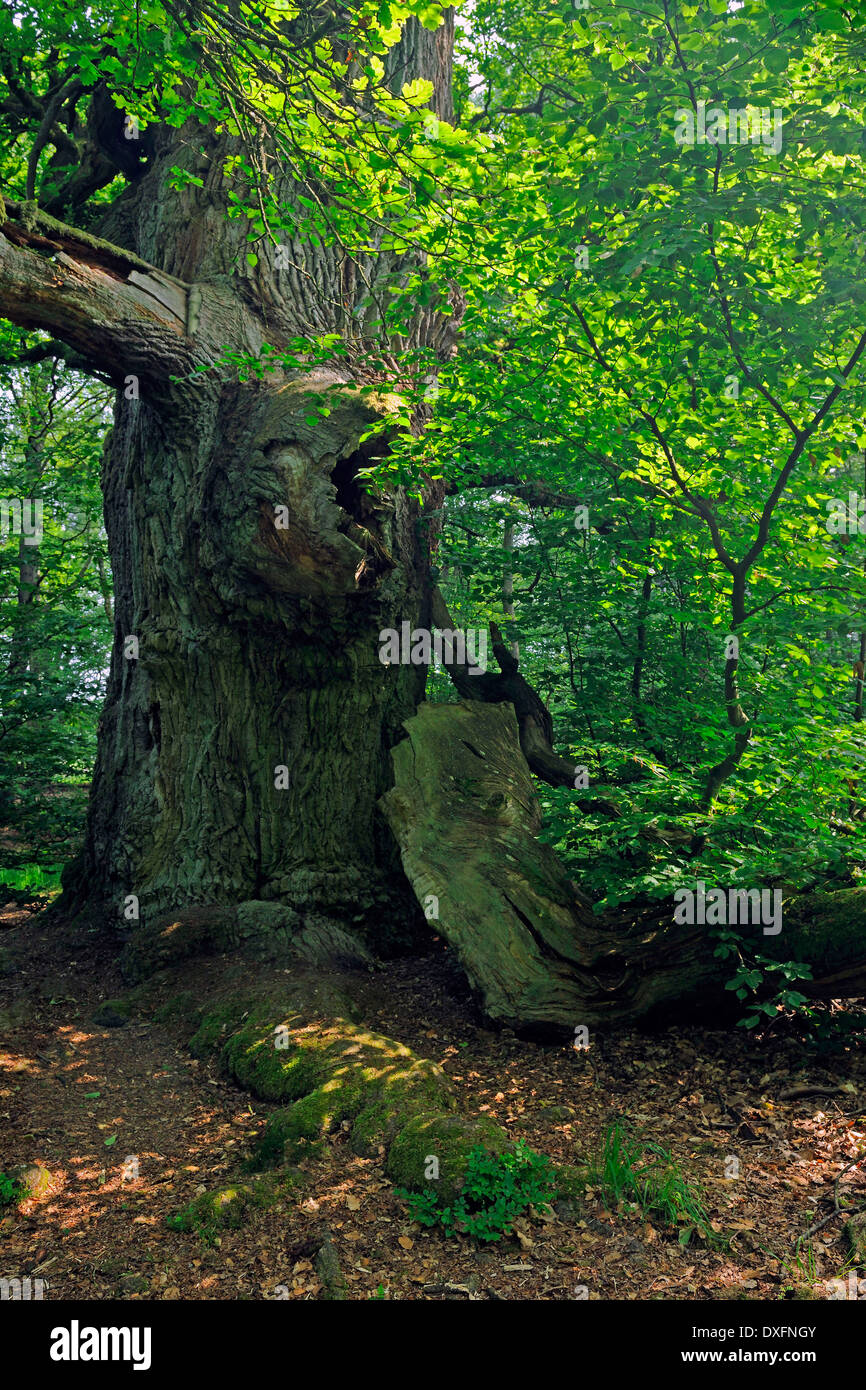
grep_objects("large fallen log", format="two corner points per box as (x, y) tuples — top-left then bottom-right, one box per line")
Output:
(381, 701), (866, 1034)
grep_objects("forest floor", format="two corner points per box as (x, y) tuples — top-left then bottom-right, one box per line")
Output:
(2, 899), (866, 1302)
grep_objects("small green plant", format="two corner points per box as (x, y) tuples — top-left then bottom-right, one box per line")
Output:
(588, 1122), (722, 1246)
(0, 1172), (24, 1207)
(166, 1187), (250, 1245)
(778, 1239), (822, 1298)
(805, 1007), (866, 1055)
(396, 1140), (556, 1242)
(713, 929), (814, 1029)
(0, 864), (64, 892)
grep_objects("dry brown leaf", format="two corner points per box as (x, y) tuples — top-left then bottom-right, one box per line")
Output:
(514, 1227), (534, 1251)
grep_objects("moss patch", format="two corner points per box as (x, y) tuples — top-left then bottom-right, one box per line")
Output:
(386, 1112), (510, 1205)
(182, 994), (560, 1221)
(195, 1010), (454, 1169)
(189, 1000), (256, 1058)
(92, 998), (134, 1027)
(252, 1092), (339, 1167)
(351, 1060), (447, 1155)
(152, 992), (199, 1025)
(9, 1163), (54, 1201)
(166, 1175), (292, 1245)
(222, 1019), (326, 1103)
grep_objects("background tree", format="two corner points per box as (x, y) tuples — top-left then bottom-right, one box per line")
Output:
(0, 355), (111, 883)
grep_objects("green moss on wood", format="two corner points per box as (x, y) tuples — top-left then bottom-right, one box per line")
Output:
(252, 1091), (341, 1167)
(185, 998), (547, 1211)
(351, 1060), (448, 1156)
(152, 991), (199, 1024)
(223, 1023), (325, 1103)
(218, 1013), (453, 1169)
(769, 890), (866, 973)
(92, 998), (134, 1027)
(9, 1164), (54, 1201)
(189, 1000), (256, 1058)
(166, 1175), (292, 1244)
(386, 1112), (510, 1205)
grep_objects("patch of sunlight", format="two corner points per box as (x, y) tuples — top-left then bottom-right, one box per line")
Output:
(0, 1050), (39, 1074)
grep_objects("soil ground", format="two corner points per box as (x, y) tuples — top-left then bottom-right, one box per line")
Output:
(2, 899), (865, 1302)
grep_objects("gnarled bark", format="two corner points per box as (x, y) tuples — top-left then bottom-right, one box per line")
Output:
(0, 17), (459, 949)
(382, 700), (866, 1033)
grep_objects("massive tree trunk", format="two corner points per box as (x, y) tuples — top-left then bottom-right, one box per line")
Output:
(72, 370), (433, 938)
(0, 16), (457, 947)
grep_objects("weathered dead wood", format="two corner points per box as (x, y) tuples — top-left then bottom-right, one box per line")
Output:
(382, 701), (866, 1032)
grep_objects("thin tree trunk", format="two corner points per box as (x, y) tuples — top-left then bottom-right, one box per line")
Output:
(700, 566), (752, 809)
(502, 518), (519, 659)
(630, 518), (654, 740)
(855, 450), (866, 726)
